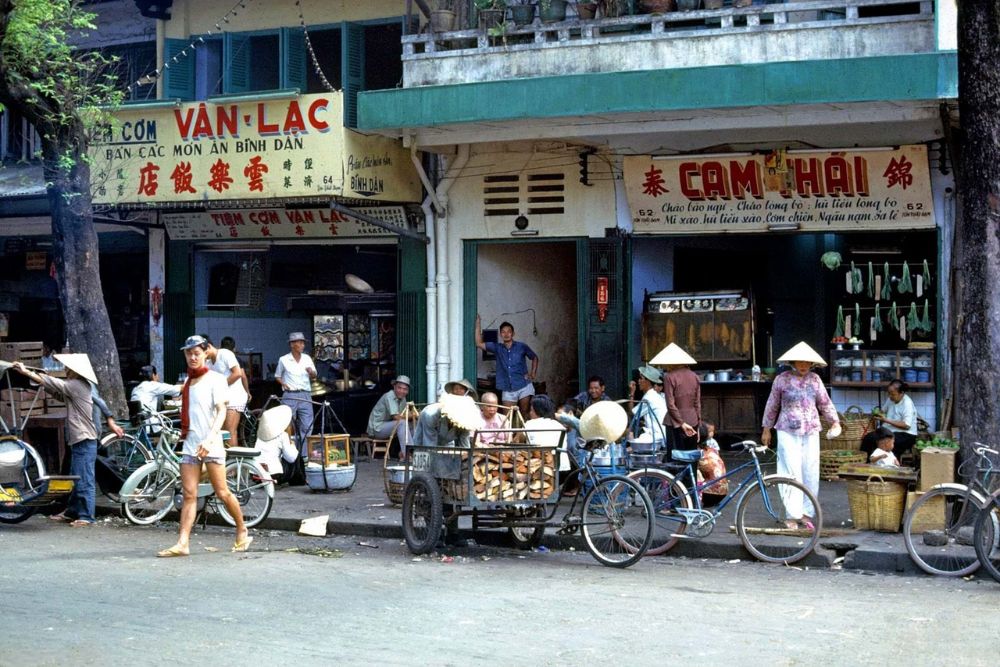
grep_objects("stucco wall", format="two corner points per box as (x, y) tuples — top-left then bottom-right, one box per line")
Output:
(166, 0), (408, 37)
(476, 242), (578, 405)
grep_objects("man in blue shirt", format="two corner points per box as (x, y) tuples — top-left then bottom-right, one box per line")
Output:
(475, 314), (539, 419)
(572, 375), (610, 411)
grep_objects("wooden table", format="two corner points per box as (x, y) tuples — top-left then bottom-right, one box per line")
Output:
(23, 409), (67, 472)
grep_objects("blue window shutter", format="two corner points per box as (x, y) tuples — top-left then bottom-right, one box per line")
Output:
(163, 38), (194, 100)
(224, 32), (251, 93)
(280, 27), (307, 91)
(341, 22), (365, 128)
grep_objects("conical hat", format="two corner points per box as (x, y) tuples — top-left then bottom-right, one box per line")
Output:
(257, 405), (293, 442)
(578, 401), (628, 443)
(650, 343), (697, 366)
(53, 353), (98, 384)
(439, 393), (484, 432)
(776, 342), (827, 367)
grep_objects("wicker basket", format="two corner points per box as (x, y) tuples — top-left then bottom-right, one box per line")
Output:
(822, 405), (872, 451)
(846, 475), (907, 532)
(819, 450), (867, 480)
(383, 448), (409, 506)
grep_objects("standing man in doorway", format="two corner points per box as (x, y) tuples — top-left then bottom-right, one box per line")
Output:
(275, 332), (317, 458)
(475, 315), (539, 420)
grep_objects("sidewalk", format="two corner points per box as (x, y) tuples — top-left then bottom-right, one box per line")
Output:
(99, 455), (924, 575)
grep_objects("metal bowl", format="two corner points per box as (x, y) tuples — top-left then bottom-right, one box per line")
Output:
(629, 452), (663, 466)
(591, 443), (626, 467)
(627, 439), (661, 455)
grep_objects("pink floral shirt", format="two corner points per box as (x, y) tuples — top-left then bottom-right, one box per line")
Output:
(476, 412), (510, 445)
(762, 371), (838, 436)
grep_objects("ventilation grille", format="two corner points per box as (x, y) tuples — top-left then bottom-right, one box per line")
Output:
(482, 172), (566, 217)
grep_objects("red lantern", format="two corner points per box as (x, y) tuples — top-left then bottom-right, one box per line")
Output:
(596, 276), (609, 323)
(150, 286), (163, 325)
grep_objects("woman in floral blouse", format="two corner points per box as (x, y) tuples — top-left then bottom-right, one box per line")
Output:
(761, 342), (841, 530)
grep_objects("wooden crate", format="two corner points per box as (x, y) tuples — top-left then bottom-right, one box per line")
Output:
(307, 434), (351, 467)
(0, 387), (45, 413)
(0, 341), (43, 365)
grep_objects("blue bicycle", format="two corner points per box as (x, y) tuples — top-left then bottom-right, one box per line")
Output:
(627, 441), (822, 564)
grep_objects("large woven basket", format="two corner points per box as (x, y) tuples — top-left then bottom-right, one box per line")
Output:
(382, 447), (410, 506)
(846, 475), (906, 532)
(819, 450), (867, 480)
(822, 405), (872, 451)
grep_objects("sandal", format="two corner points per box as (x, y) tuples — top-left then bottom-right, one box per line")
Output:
(69, 519), (94, 527)
(48, 513), (71, 522)
(783, 520), (799, 530)
(156, 544), (190, 558)
(800, 518), (816, 531)
(232, 534), (254, 553)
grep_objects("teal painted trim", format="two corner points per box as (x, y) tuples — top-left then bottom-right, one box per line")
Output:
(359, 53), (958, 130)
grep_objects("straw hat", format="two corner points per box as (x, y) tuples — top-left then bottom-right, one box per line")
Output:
(444, 378), (479, 401)
(257, 405), (293, 441)
(638, 364), (663, 384)
(53, 353), (98, 385)
(439, 393), (485, 432)
(578, 401), (628, 443)
(649, 342), (697, 366)
(777, 341), (827, 367)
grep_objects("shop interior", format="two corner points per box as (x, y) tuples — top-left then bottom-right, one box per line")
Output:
(194, 242), (399, 434)
(633, 230), (939, 438)
(475, 241), (579, 405)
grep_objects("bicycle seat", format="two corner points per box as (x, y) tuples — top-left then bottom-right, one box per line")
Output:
(671, 449), (703, 463)
(226, 447), (261, 458)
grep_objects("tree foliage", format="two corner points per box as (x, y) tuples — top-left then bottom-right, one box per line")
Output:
(0, 0), (128, 413)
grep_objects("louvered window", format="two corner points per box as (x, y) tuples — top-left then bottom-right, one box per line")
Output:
(482, 172), (566, 217)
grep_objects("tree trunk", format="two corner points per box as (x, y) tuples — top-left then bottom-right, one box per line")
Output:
(43, 138), (127, 415)
(954, 1), (1000, 460)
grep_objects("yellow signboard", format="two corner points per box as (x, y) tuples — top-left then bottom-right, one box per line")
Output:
(623, 145), (935, 234)
(90, 93), (421, 204)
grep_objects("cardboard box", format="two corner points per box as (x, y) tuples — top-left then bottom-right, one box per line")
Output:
(905, 491), (945, 533)
(307, 434), (351, 467)
(919, 448), (956, 491)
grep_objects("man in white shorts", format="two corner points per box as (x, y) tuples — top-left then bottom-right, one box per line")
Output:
(202, 334), (248, 447)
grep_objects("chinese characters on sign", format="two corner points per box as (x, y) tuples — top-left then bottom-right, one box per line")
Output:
(160, 206), (408, 241)
(623, 146), (935, 233)
(90, 93), (421, 204)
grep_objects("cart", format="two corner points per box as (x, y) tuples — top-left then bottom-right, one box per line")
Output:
(400, 427), (655, 568)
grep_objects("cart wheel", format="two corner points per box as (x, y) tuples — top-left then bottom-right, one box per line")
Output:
(402, 473), (443, 555)
(508, 507), (545, 550)
(0, 505), (37, 524)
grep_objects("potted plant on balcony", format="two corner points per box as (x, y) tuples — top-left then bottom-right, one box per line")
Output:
(507, 0), (536, 26)
(540, 0), (569, 23)
(431, 0), (457, 32)
(475, 0), (506, 31)
(576, 1), (598, 19)
(640, 0), (677, 12)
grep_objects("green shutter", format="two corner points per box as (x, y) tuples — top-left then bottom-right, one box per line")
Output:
(463, 241), (478, 391)
(164, 240), (194, 382)
(583, 237), (626, 398)
(280, 27), (307, 91)
(163, 38), (194, 100)
(224, 32), (251, 93)
(397, 236), (428, 402)
(341, 22), (365, 128)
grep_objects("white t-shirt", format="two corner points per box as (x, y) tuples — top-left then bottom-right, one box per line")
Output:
(276, 352), (316, 392)
(182, 371), (229, 458)
(870, 449), (900, 467)
(638, 389), (668, 441)
(882, 394), (918, 435)
(255, 431), (298, 477)
(525, 417), (569, 471)
(209, 348), (248, 406)
(131, 380), (180, 414)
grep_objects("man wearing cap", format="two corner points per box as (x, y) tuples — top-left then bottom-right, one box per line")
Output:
(367, 375), (415, 458)
(475, 315), (539, 419)
(12, 355), (122, 527)
(628, 364), (668, 445)
(275, 332), (318, 458)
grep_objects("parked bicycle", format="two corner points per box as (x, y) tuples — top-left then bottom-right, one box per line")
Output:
(903, 444), (999, 577)
(96, 409), (176, 501)
(627, 440), (822, 564)
(119, 418), (274, 528)
(972, 450), (1000, 583)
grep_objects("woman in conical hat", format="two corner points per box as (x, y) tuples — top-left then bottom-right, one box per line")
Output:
(760, 342), (841, 530)
(652, 343), (701, 452)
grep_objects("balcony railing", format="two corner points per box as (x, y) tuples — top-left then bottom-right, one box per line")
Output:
(402, 0), (937, 87)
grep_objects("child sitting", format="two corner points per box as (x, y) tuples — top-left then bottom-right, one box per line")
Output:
(869, 426), (900, 467)
(702, 422), (720, 451)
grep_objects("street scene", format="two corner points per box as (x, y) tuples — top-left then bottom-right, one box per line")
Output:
(2, 0), (1000, 665)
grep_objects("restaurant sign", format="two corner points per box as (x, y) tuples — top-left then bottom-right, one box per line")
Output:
(90, 93), (421, 205)
(624, 145), (935, 234)
(160, 206), (409, 241)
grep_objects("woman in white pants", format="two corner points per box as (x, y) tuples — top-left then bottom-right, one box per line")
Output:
(760, 342), (841, 530)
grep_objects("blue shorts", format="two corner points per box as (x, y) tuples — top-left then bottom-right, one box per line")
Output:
(180, 454), (225, 466)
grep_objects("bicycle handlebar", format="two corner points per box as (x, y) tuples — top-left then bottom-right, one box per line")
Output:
(735, 439), (769, 454)
(973, 443), (998, 457)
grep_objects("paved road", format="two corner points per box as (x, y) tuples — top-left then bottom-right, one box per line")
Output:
(2, 516), (997, 666)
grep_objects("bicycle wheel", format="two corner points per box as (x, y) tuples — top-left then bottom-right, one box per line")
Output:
(581, 475), (654, 568)
(736, 476), (821, 564)
(218, 460), (273, 528)
(97, 434), (153, 502)
(238, 409), (262, 448)
(903, 485), (987, 577)
(973, 497), (1000, 584)
(507, 506), (545, 550)
(626, 468), (692, 556)
(0, 505), (37, 524)
(121, 467), (177, 525)
(402, 473), (443, 555)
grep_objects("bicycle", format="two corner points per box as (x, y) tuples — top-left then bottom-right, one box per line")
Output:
(119, 418), (274, 528)
(972, 451), (1000, 583)
(402, 429), (655, 568)
(903, 444), (999, 577)
(627, 440), (822, 564)
(96, 409), (176, 501)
